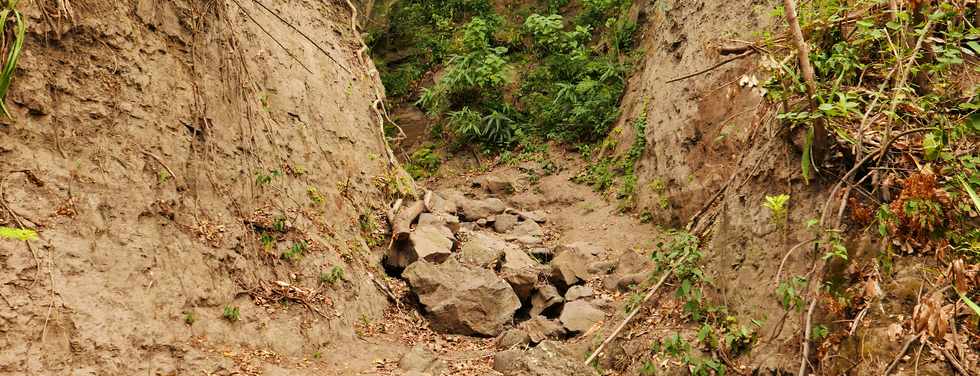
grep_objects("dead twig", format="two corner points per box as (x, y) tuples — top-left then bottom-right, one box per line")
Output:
(880, 19), (933, 161)
(249, 0), (352, 74)
(848, 306), (869, 336)
(775, 237), (817, 288)
(228, 0), (314, 74)
(883, 333), (923, 375)
(140, 150), (178, 182)
(584, 267), (674, 366)
(799, 297), (819, 376)
(935, 344), (972, 376)
(666, 50), (755, 84)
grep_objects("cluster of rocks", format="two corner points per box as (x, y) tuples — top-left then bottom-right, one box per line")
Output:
(385, 180), (653, 375)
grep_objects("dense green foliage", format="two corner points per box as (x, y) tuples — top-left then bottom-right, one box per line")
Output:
(370, 0), (637, 150)
(768, 0), (979, 257)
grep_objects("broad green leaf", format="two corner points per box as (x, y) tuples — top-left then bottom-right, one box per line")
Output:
(801, 126), (814, 184)
(922, 133), (940, 161)
(960, 292), (980, 319)
(0, 226), (37, 241)
(961, 176), (980, 213)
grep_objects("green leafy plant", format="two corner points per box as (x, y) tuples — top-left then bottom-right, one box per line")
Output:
(405, 144), (442, 179)
(223, 306), (240, 322)
(776, 276), (807, 311)
(0, 226), (36, 241)
(0, 0), (26, 118)
(255, 170), (282, 185)
(763, 194), (790, 226)
(307, 187), (325, 205)
(184, 312), (196, 325)
(281, 241), (307, 261)
(320, 266), (345, 285)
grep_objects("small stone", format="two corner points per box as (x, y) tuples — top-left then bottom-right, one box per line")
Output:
(504, 220), (544, 245)
(616, 272), (648, 291)
(492, 349), (523, 374)
(550, 243), (600, 286)
(417, 213), (456, 239)
(459, 197), (507, 221)
(385, 224), (453, 269)
(427, 191), (459, 215)
(459, 233), (506, 268)
(477, 176), (515, 195)
(398, 346), (447, 375)
(493, 214), (519, 233)
(516, 210), (547, 223)
(587, 261), (617, 275)
(496, 329), (531, 349)
(530, 284), (563, 317)
(500, 247), (542, 300)
(520, 315), (566, 343)
(476, 218), (488, 226)
(564, 286), (594, 301)
(559, 300), (605, 333)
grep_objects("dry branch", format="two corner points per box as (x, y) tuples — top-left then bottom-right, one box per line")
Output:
(584, 268), (673, 366)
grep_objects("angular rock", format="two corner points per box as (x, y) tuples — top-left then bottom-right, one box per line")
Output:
(504, 220), (544, 245)
(550, 243), (601, 286)
(559, 300), (605, 333)
(399, 346), (447, 375)
(492, 341), (598, 376)
(587, 260), (617, 275)
(614, 250), (652, 275)
(476, 176), (515, 195)
(403, 259), (521, 336)
(614, 272), (648, 291)
(496, 328), (531, 349)
(426, 191), (459, 215)
(564, 285), (593, 301)
(493, 213), (519, 233)
(417, 213), (457, 239)
(530, 284), (563, 317)
(500, 247), (542, 300)
(492, 349), (523, 374)
(459, 197), (507, 221)
(520, 315), (566, 343)
(511, 209), (547, 223)
(459, 232), (506, 268)
(386, 224), (454, 269)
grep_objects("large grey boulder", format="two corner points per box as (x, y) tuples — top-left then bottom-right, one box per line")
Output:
(386, 224), (454, 269)
(559, 300), (605, 333)
(492, 341), (597, 376)
(403, 259), (521, 336)
(459, 197), (507, 221)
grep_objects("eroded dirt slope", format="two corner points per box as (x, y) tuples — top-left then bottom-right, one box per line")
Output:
(1, 1), (411, 374)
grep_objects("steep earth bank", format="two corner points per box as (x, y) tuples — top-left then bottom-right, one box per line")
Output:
(1, 0), (412, 374)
